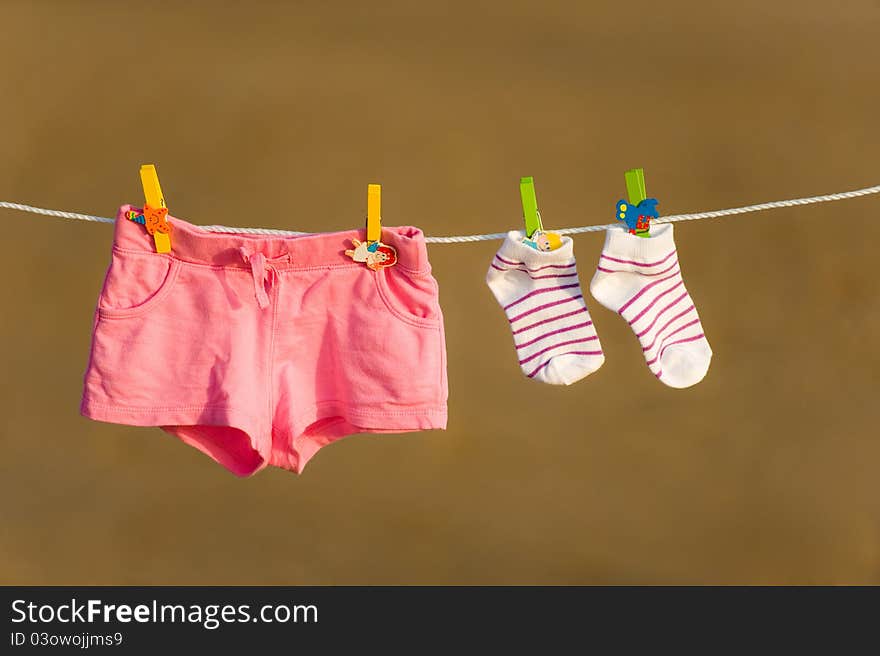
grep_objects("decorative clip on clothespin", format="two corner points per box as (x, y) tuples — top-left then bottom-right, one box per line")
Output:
(125, 164), (172, 253)
(520, 176), (562, 251)
(345, 183), (398, 271)
(615, 168), (658, 238)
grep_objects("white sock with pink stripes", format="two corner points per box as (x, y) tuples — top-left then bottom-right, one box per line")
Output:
(589, 223), (712, 388)
(486, 231), (604, 385)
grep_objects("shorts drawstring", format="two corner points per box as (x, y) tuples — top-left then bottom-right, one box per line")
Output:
(239, 247), (277, 310)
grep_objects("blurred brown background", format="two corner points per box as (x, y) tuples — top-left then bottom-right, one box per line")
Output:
(1, 0), (878, 585)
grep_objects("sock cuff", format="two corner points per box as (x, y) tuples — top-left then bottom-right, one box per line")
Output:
(495, 230), (575, 268)
(600, 223), (676, 264)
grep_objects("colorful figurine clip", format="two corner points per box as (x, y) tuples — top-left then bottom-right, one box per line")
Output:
(125, 210), (146, 224)
(125, 205), (172, 236)
(345, 238), (398, 271)
(523, 230), (563, 252)
(143, 204), (172, 236)
(615, 197), (659, 237)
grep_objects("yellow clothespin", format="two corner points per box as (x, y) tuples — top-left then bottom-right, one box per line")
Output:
(344, 183), (398, 270)
(138, 164), (172, 253)
(366, 183), (382, 243)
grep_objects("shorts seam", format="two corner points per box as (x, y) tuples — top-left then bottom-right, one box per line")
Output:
(395, 262), (431, 277)
(111, 246), (363, 273)
(310, 401), (446, 417)
(278, 264), (363, 275)
(111, 246), (431, 275)
(82, 400), (252, 413)
(349, 410), (446, 417)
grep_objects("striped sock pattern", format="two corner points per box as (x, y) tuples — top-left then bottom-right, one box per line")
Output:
(486, 231), (604, 385)
(589, 223), (712, 388)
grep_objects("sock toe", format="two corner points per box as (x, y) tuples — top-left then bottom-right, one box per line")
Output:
(658, 341), (712, 388)
(539, 353), (605, 385)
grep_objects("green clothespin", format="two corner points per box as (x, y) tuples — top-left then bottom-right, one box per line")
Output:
(625, 168), (651, 238)
(520, 176), (543, 238)
(519, 176), (563, 251)
(625, 168), (647, 207)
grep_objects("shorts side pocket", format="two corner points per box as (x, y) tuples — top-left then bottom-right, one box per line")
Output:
(373, 266), (443, 329)
(97, 250), (182, 319)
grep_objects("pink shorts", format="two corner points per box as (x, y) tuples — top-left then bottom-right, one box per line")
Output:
(81, 206), (447, 475)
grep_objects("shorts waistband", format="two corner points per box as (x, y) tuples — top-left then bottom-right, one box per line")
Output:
(112, 204), (431, 274)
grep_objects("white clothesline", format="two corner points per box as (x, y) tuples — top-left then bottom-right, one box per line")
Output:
(2, 184), (879, 243)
